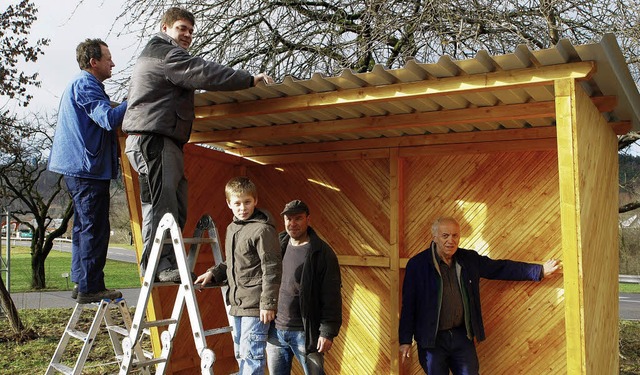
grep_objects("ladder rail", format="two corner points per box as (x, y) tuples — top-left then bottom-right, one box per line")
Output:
(45, 302), (85, 375)
(119, 215), (172, 374)
(46, 299), (149, 375)
(120, 213), (229, 375)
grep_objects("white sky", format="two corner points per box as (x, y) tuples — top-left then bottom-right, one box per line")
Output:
(5, 0), (141, 117)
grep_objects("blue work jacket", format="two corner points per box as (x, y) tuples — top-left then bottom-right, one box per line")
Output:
(399, 242), (543, 348)
(48, 70), (127, 180)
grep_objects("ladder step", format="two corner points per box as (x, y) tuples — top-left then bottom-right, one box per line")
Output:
(129, 357), (168, 368)
(49, 362), (73, 374)
(107, 325), (129, 336)
(142, 318), (179, 328)
(203, 326), (233, 336)
(116, 348), (154, 362)
(66, 328), (88, 341)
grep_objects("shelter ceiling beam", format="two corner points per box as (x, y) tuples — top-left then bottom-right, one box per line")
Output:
(224, 132), (557, 165)
(189, 95), (615, 144)
(194, 61), (595, 120)
(220, 127), (557, 158)
(236, 138), (555, 164)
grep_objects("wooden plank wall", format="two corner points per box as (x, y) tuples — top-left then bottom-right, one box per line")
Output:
(400, 150), (565, 374)
(245, 157), (393, 375)
(120, 143), (252, 374)
(555, 79), (619, 375)
(124, 144), (569, 374)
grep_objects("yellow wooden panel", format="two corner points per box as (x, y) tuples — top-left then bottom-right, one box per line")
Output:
(555, 79), (619, 375)
(227, 127), (557, 158)
(389, 150), (403, 375)
(329, 266), (392, 374)
(245, 159), (391, 258)
(401, 150), (565, 374)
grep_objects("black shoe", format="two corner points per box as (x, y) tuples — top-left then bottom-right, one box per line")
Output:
(156, 268), (196, 284)
(71, 284), (78, 299)
(77, 289), (123, 304)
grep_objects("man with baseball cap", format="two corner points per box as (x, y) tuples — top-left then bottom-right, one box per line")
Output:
(266, 200), (342, 375)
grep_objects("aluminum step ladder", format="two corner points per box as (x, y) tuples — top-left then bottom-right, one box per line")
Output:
(119, 213), (233, 375)
(46, 298), (150, 375)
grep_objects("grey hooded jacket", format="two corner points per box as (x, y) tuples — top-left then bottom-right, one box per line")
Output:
(209, 208), (282, 317)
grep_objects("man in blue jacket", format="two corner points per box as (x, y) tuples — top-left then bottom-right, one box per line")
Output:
(48, 38), (127, 304)
(122, 7), (273, 282)
(398, 216), (560, 375)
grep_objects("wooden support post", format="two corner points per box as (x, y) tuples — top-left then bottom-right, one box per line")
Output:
(555, 78), (619, 375)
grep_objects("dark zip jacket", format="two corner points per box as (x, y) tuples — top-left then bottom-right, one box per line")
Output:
(123, 32), (252, 144)
(279, 226), (342, 353)
(399, 242), (543, 348)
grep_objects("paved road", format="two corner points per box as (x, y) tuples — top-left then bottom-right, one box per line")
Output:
(620, 293), (640, 320)
(9, 238), (137, 263)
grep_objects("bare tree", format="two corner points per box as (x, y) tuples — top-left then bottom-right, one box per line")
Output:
(0, 116), (73, 290)
(0, 0), (48, 338)
(115, 0), (640, 78)
(114, 0), (640, 213)
(0, 0), (49, 152)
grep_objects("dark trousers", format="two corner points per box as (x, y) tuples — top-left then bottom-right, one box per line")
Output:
(418, 326), (479, 375)
(125, 134), (186, 273)
(64, 176), (110, 294)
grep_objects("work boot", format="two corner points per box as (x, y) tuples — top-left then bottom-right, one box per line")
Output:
(71, 284), (78, 299)
(77, 289), (123, 304)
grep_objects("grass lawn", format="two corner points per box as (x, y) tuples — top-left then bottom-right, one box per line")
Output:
(621, 282), (640, 294)
(0, 308), (638, 374)
(4, 246), (141, 292)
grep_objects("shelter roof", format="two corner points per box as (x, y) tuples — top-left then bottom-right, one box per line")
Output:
(191, 33), (640, 157)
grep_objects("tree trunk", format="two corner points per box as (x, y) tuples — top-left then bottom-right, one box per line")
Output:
(0, 274), (24, 334)
(31, 251), (46, 290)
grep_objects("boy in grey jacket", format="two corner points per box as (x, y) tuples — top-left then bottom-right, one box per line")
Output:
(195, 176), (282, 374)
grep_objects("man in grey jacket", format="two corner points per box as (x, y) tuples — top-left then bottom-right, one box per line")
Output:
(123, 7), (274, 282)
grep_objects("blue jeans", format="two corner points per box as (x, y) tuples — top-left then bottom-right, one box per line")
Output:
(267, 325), (325, 375)
(233, 316), (270, 375)
(64, 176), (110, 294)
(418, 326), (479, 375)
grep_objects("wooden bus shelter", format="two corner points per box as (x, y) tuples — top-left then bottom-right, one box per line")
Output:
(120, 33), (640, 374)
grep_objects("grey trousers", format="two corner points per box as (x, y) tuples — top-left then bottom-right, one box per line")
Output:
(125, 134), (187, 274)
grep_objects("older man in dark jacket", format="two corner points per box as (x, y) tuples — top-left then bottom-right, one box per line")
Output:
(399, 216), (560, 375)
(122, 7), (273, 282)
(267, 200), (342, 375)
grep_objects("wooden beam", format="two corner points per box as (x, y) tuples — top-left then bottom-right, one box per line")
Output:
(337, 255), (391, 268)
(117, 131), (163, 356)
(611, 121), (631, 135)
(194, 61), (595, 121)
(220, 127), (556, 159)
(189, 95), (615, 145)
(235, 138), (556, 164)
(390, 150), (403, 375)
(190, 101), (552, 143)
(399, 138), (557, 157)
